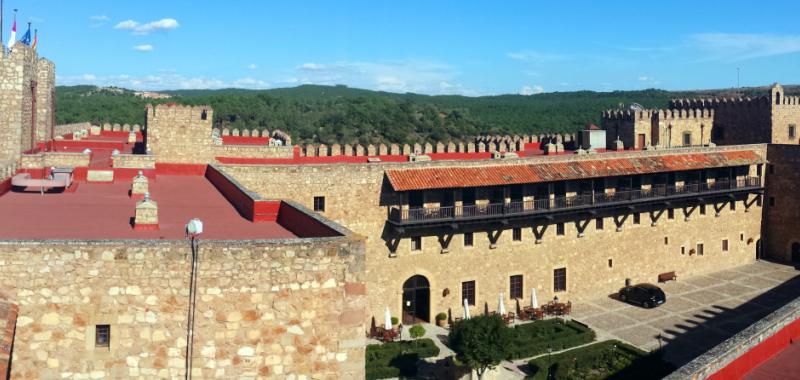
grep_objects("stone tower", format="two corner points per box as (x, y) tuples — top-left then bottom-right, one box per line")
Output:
(0, 43), (56, 163)
(144, 103), (214, 163)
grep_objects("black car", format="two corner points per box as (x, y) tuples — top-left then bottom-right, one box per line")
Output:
(618, 283), (666, 308)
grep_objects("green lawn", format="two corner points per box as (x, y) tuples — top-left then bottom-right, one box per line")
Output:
(506, 318), (597, 360)
(365, 338), (440, 380)
(526, 340), (675, 380)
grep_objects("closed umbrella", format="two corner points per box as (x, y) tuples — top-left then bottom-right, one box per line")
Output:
(463, 298), (471, 319)
(531, 288), (539, 309)
(498, 292), (507, 315)
(384, 306), (392, 330)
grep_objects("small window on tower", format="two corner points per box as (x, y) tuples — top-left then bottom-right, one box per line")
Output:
(789, 124), (796, 139)
(200, 109), (208, 120)
(512, 228), (522, 241)
(95, 325), (110, 348)
(313, 196), (325, 212)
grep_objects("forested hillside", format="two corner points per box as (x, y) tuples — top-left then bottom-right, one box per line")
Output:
(55, 84), (796, 145)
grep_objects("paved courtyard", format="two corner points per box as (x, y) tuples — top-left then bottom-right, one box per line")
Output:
(571, 260), (800, 367)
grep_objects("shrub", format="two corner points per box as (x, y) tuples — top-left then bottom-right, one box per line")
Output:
(391, 316), (399, 325)
(449, 315), (513, 379)
(409, 325), (426, 340)
(506, 318), (596, 360)
(365, 339), (441, 380)
(436, 312), (448, 321)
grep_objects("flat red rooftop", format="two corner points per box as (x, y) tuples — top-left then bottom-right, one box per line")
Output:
(0, 176), (296, 240)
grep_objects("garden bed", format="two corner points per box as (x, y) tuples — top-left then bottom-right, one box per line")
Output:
(365, 338), (441, 380)
(506, 318), (596, 359)
(526, 339), (675, 380)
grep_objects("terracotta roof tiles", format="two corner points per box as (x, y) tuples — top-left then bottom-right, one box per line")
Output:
(385, 150), (761, 191)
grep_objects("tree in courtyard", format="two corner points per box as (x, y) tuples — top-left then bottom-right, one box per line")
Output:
(447, 314), (513, 379)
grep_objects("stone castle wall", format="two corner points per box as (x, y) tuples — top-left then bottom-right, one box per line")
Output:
(219, 143), (766, 324)
(0, 294), (17, 380)
(19, 151), (91, 169)
(0, 45), (36, 161)
(54, 122), (92, 138)
(763, 144), (800, 262)
(770, 85), (800, 145)
(145, 104), (215, 163)
(0, 238), (366, 379)
(34, 59), (55, 143)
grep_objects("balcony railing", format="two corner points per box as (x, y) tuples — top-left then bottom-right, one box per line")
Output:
(389, 176), (762, 225)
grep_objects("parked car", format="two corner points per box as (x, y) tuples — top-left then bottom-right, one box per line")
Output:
(618, 283), (666, 308)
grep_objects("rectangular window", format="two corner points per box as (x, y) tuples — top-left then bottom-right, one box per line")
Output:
(556, 223), (565, 236)
(722, 239), (729, 252)
(633, 213), (640, 224)
(554, 268), (567, 292)
(462, 281), (476, 306)
(681, 246), (686, 255)
(700, 205), (706, 215)
(464, 232), (474, 247)
(608, 259), (613, 268)
(697, 243), (704, 256)
(411, 236), (422, 251)
(682, 132), (692, 146)
(730, 201), (736, 211)
(740, 233), (745, 242)
(95, 325), (110, 348)
(509, 275), (523, 299)
(596, 217), (604, 230)
(790, 124), (796, 139)
(313, 196), (325, 212)
(664, 236), (669, 245)
(668, 208), (675, 220)
(512, 228), (522, 241)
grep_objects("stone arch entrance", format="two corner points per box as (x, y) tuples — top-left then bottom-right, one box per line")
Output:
(402, 275), (430, 325)
(791, 242), (800, 264)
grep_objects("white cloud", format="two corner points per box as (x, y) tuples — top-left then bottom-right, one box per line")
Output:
(292, 60), (477, 95)
(82, 74), (97, 81)
(636, 75), (661, 86)
(691, 33), (800, 61)
(133, 44), (154, 52)
(90, 15), (109, 21)
(232, 77), (269, 89)
(519, 85), (544, 96)
(114, 18), (179, 35)
(247, 63), (258, 70)
(506, 50), (568, 63)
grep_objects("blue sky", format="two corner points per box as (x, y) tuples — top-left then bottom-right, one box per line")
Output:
(13, 0), (800, 95)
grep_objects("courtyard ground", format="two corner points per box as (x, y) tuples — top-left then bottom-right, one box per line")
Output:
(571, 260), (800, 368)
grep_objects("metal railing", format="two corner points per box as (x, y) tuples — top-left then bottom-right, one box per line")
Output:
(389, 177), (761, 224)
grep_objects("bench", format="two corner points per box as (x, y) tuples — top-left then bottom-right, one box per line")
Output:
(658, 271), (677, 283)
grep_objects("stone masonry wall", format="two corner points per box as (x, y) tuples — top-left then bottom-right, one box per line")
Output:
(763, 144), (800, 262)
(220, 144), (765, 325)
(19, 152), (91, 169)
(0, 238), (366, 379)
(112, 154), (156, 169)
(770, 85), (800, 145)
(0, 45), (37, 162)
(34, 58), (56, 143)
(0, 295), (17, 380)
(145, 104), (214, 163)
(54, 122), (92, 139)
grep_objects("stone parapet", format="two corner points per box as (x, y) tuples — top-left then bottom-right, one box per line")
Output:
(19, 152), (90, 169)
(112, 154), (156, 169)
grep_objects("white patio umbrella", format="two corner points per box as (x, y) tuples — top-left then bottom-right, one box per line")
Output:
(463, 298), (471, 319)
(384, 306), (392, 330)
(498, 292), (507, 315)
(531, 288), (539, 308)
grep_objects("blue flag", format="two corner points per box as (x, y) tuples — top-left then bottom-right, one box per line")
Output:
(20, 24), (31, 46)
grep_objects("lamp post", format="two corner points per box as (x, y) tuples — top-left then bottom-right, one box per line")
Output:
(184, 218), (203, 380)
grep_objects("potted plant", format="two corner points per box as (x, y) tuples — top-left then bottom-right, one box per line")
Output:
(391, 317), (399, 329)
(436, 312), (448, 327)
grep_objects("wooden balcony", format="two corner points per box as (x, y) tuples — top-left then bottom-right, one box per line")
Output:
(388, 177), (762, 227)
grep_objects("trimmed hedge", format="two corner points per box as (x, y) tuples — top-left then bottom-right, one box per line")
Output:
(365, 338), (440, 380)
(526, 340), (674, 380)
(506, 318), (596, 360)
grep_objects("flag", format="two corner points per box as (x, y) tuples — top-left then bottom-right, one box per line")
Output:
(7, 18), (16, 48)
(32, 30), (37, 51)
(20, 23), (31, 46)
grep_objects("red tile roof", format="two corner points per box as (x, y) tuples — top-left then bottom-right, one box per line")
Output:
(385, 150), (761, 191)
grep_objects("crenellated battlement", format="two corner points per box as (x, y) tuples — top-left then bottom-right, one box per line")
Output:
(601, 109), (655, 121)
(657, 108), (714, 120)
(670, 96), (771, 110)
(146, 103), (213, 124)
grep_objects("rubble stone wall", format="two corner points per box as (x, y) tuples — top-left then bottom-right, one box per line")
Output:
(0, 238), (366, 379)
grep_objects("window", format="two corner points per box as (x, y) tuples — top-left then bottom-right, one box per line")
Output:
(722, 239), (729, 252)
(313, 196), (325, 212)
(681, 246), (686, 255)
(462, 281), (476, 305)
(512, 228), (522, 242)
(633, 213), (640, 224)
(553, 268), (567, 292)
(556, 223), (565, 236)
(664, 237), (669, 245)
(668, 208), (675, 220)
(200, 109), (208, 120)
(411, 236), (422, 251)
(730, 201), (736, 211)
(769, 197), (775, 207)
(596, 218), (604, 230)
(682, 132), (692, 146)
(790, 124), (796, 139)
(697, 243), (704, 256)
(510, 275), (523, 299)
(700, 205), (706, 215)
(464, 232), (474, 247)
(740, 233), (745, 242)
(95, 325), (110, 348)
(608, 259), (613, 268)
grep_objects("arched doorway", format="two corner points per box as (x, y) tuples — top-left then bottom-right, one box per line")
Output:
(791, 242), (800, 264)
(402, 275), (430, 325)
